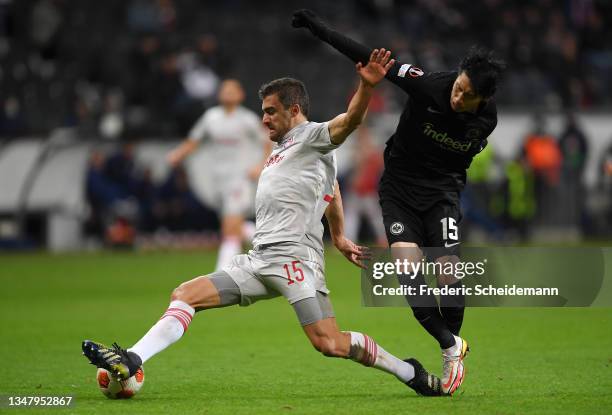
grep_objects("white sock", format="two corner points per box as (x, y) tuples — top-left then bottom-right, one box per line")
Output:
(128, 300), (195, 363)
(442, 335), (461, 357)
(347, 332), (415, 382)
(241, 221), (256, 242)
(215, 237), (241, 271)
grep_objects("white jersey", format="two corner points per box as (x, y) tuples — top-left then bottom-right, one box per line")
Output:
(188, 105), (265, 176)
(253, 121), (339, 252)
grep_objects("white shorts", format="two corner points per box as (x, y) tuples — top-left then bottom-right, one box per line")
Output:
(222, 242), (328, 306)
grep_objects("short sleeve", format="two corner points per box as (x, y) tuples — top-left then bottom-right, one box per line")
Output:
(304, 122), (340, 153)
(188, 111), (210, 142)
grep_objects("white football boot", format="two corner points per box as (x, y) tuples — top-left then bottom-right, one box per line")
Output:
(441, 335), (469, 395)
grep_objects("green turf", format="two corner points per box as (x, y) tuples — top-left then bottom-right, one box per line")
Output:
(1, 250), (611, 414)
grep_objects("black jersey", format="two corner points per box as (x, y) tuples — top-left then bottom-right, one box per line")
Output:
(383, 63), (497, 195)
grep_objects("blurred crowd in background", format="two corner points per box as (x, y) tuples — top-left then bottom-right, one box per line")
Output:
(1, 0), (611, 138)
(85, 143), (219, 247)
(1, 0), (612, 247)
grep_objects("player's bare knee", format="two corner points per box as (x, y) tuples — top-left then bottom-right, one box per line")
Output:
(170, 277), (208, 306)
(170, 282), (190, 302)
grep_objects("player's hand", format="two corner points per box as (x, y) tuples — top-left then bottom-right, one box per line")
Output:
(333, 236), (372, 269)
(292, 9), (323, 30)
(356, 48), (395, 88)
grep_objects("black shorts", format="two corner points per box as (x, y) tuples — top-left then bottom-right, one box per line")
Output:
(379, 192), (462, 259)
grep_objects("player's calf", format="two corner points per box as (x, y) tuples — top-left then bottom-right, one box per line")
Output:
(345, 331), (443, 396)
(310, 331), (351, 358)
(303, 320), (442, 396)
(126, 298), (196, 364)
(128, 272), (240, 364)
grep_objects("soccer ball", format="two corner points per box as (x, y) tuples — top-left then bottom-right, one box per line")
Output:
(96, 367), (144, 399)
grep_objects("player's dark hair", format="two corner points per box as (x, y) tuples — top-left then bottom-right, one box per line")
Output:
(258, 77), (310, 117)
(459, 46), (506, 98)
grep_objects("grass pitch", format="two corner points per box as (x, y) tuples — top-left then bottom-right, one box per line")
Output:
(1, 249), (611, 414)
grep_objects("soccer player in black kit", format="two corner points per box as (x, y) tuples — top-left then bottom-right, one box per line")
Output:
(292, 9), (505, 395)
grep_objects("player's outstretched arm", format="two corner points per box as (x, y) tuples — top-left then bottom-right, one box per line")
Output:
(293, 9), (421, 93)
(292, 9), (371, 67)
(167, 139), (199, 167)
(328, 48), (394, 145)
(325, 180), (370, 268)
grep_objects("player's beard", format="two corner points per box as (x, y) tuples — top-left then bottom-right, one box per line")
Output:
(268, 127), (285, 142)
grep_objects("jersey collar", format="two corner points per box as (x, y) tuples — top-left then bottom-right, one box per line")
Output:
(279, 121), (308, 146)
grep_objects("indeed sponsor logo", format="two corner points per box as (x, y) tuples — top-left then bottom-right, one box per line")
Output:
(423, 123), (472, 152)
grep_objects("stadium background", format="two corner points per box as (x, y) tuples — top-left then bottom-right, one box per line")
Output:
(0, 0), (611, 249)
(0, 1), (611, 414)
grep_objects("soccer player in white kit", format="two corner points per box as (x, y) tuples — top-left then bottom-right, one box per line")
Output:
(168, 79), (272, 270)
(83, 49), (443, 397)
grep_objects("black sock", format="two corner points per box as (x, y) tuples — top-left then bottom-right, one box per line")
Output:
(399, 273), (455, 349)
(439, 281), (465, 336)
